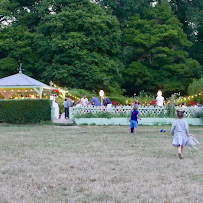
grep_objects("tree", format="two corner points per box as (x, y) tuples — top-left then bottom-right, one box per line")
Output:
(0, 25), (39, 78)
(169, 0), (203, 67)
(188, 77), (203, 95)
(123, 1), (201, 95)
(95, 0), (152, 24)
(0, 0), (123, 93)
(35, 1), (123, 92)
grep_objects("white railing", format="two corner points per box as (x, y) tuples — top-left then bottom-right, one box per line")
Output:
(69, 106), (203, 119)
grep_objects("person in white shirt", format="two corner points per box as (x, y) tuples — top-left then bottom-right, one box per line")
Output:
(156, 90), (164, 107)
(182, 102), (187, 108)
(81, 94), (88, 106)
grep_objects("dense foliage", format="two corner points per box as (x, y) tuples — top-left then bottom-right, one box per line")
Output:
(0, 0), (123, 93)
(169, 0), (203, 67)
(0, 0), (202, 97)
(122, 2), (201, 94)
(188, 77), (203, 95)
(0, 99), (51, 123)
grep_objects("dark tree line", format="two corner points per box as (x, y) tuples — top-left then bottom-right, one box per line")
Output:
(0, 0), (202, 96)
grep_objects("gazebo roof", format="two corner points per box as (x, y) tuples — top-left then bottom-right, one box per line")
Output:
(0, 71), (49, 88)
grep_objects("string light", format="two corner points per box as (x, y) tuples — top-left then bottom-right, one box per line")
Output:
(52, 82), (81, 101)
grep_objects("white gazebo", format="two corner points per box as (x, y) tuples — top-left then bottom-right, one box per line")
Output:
(0, 68), (50, 99)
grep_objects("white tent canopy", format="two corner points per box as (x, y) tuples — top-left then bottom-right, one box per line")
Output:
(0, 69), (50, 99)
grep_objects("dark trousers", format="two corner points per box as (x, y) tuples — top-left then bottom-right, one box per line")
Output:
(65, 107), (69, 118)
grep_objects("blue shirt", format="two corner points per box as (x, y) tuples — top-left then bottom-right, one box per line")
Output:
(134, 104), (139, 108)
(104, 97), (111, 106)
(64, 101), (69, 108)
(87, 97), (101, 106)
(131, 110), (139, 121)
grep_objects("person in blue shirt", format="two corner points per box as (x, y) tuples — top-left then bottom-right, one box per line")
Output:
(196, 102), (203, 107)
(64, 98), (69, 118)
(87, 95), (101, 106)
(128, 106), (141, 134)
(103, 97), (112, 107)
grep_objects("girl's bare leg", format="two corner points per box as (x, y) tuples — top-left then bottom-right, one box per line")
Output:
(134, 128), (137, 134)
(181, 146), (183, 154)
(178, 146), (181, 153)
(178, 145), (183, 159)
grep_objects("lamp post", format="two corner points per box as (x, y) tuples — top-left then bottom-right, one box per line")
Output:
(99, 90), (104, 105)
(156, 90), (164, 107)
(157, 90), (162, 97)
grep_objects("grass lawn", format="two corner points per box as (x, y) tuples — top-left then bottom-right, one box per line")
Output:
(0, 124), (203, 203)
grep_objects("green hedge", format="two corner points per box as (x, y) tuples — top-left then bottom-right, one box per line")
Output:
(0, 99), (51, 124)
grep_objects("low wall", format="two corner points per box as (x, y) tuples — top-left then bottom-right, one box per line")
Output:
(74, 118), (203, 126)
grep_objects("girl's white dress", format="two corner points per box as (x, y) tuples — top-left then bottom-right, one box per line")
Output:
(171, 119), (189, 147)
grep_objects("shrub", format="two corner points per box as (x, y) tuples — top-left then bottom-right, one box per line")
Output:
(188, 77), (203, 95)
(56, 96), (64, 114)
(192, 109), (203, 119)
(0, 99), (51, 124)
(74, 111), (131, 119)
(108, 95), (128, 105)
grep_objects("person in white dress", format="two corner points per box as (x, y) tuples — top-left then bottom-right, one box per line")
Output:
(81, 94), (88, 107)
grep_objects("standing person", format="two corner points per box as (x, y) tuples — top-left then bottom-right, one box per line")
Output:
(66, 95), (73, 107)
(171, 110), (189, 159)
(196, 102), (203, 107)
(127, 106), (141, 134)
(103, 96), (112, 108)
(81, 94), (88, 107)
(64, 98), (69, 119)
(182, 102), (187, 108)
(134, 101), (139, 108)
(87, 95), (101, 106)
(133, 99), (140, 107)
(132, 99), (140, 133)
(66, 95), (73, 118)
(135, 99), (140, 106)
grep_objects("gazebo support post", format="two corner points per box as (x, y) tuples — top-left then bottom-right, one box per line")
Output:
(33, 87), (43, 99)
(0, 91), (13, 99)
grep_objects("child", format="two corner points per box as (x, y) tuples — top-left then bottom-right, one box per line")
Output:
(128, 106), (141, 134)
(171, 110), (189, 159)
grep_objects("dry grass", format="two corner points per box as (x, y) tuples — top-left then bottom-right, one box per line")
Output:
(0, 124), (203, 203)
